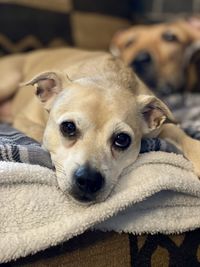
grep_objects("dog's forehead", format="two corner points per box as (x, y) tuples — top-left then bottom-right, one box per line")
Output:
(52, 83), (138, 124)
(129, 22), (187, 38)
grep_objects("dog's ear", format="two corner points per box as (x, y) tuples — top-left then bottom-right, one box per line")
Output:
(183, 17), (200, 41)
(22, 71), (69, 110)
(110, 30), (125, 57)
(184, 42), (200, 91)
(110, 27), (134, 57)
(137, 95), (176, 136)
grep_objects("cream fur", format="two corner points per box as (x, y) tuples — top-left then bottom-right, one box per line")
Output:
(0, 47), (200, 203)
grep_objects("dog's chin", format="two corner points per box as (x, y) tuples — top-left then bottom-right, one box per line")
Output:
(65, 184), (116, 206)
(55, 173), (114, 205)
(67, 194), (96, 206)
(66, 192), (110, 206)
(56, 168), (121, 205)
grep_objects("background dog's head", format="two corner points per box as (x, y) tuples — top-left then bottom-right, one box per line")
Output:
(24, 60), (174, 204)
(110, 18), (200, 95)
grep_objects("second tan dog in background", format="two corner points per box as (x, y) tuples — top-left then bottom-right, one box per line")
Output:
(0, 48), (200, 204)
(110, 18), (200, 95)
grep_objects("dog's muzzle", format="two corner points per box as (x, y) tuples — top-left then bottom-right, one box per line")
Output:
(71, 164), (105, 202)
(130, 51), (157, 89)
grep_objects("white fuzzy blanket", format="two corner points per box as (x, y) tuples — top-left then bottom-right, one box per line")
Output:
(1, 151), (200, 263)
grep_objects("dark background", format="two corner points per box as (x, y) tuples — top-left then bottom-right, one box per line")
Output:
(0, 0), (199, 55)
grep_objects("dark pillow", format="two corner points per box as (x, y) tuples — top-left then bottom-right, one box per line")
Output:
(0, 1), (73, 55)
(0, 0), (131, 55)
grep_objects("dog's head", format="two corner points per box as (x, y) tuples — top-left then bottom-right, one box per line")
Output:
(110, 18), (200, 95)
(25, 61), (174, 204)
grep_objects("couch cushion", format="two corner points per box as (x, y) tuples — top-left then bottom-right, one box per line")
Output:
(0, 0), (131, 55)
(7, 229), (200, 267)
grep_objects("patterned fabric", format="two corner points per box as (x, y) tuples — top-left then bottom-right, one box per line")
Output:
(129, 229), (200, 266)
(0, 0), (131, 55)
(6, 229), (200, 266)
(0, 124), (52, 168)
(0, 0), (199, 55)
(164, 94), (200, 139)
(1, 0), (198, 55)
(0, 1), (74, 55)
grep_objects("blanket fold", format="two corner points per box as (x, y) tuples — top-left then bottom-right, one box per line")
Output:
(1, 93), (200, 263)
(0, 152), (200, 263)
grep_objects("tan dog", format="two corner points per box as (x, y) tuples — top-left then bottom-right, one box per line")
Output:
(110, 18), (200, 94)
(0, 47), (200, 204)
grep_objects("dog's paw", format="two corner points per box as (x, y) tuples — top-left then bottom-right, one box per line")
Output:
(183, 137), (200, 178)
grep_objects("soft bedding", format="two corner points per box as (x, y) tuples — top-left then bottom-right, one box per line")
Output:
(0, 93), (200, 263)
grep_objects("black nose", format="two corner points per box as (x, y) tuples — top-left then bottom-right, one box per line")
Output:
(72, 165), (105, 201)
(131, 51), (153, 73)
(133, 51), (152, 65)
(130, 51), (156, 89)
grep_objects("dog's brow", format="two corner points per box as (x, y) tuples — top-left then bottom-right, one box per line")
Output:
(112, 122), (134, 136)
(57, 112), (90, 129)
(74, 76), (103, 86)
(113, 122), (124, 133)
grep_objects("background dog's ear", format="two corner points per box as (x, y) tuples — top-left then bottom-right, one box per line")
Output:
(184, 42), (200, 92)
(137, 95), (176, 136)
(184, 17), (200, 41)
(22, 71), (68, 110)
(110, 30), (125, 57)
(110, 27), (133, 57)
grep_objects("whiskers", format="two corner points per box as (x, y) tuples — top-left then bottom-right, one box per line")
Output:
(53, 160), (66, 176)
(56, 169), (66, 176)
(74, 162), (81, 168)
(101, 166), (111, 174)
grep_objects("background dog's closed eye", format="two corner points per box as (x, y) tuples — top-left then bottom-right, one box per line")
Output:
(161, 31), (180, 42)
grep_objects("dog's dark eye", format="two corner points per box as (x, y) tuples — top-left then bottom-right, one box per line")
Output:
(162, 31), (179, 42)
(113, 133), (131, 150)
(60, 121), (77, 137)
(124, 39), (135, 49)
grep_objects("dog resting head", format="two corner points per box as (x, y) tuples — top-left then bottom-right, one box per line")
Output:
(25, 60), (174, 204)
(110, 17), (200, 95)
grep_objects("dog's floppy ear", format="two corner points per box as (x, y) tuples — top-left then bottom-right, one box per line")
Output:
(184, 17), (200, 41)
(110, 27), (134, 57)
(184, 41), (200, 92)
(110, 30), (125, 57)
(137, 95), (176, 136)
(22, 71), (68, 110)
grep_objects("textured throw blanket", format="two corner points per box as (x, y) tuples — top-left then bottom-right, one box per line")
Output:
(0, 94), (200, 263)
